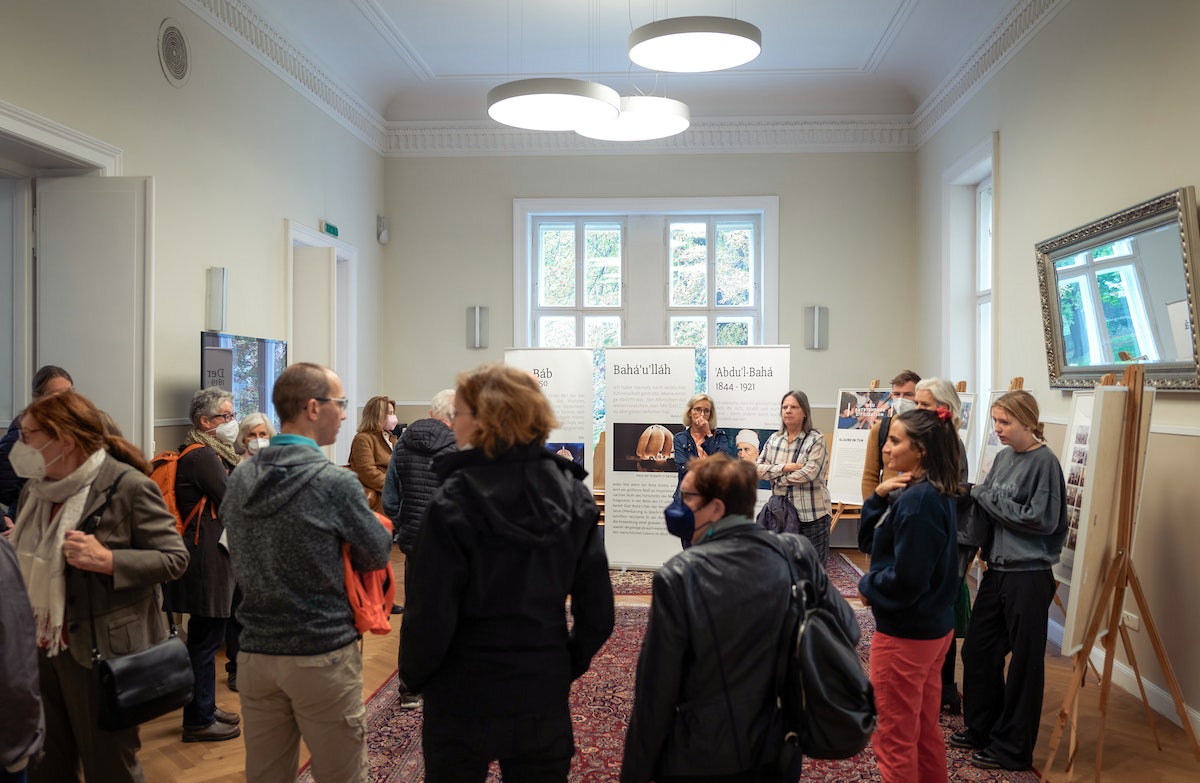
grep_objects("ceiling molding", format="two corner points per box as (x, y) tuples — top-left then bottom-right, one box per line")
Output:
(351, 0), (433, 81)
(913, 0), (1072, 145)
(382, 118), (916, 157)
(179, 0), (387, 150)
(182, 0), (1068, 157)
(862, 0), (920, 73)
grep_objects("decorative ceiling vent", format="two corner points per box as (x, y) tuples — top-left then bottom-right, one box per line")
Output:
(158, 19), (190, 88)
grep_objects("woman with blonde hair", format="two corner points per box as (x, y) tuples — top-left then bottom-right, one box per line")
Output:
(951, 390), (1068, 772)
(672, 393), (732, 504)
(401, 363), (614, 782)
(10, 391), (188, 780)
(349, 395), (397, 511)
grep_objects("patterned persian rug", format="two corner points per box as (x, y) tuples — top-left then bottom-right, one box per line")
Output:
(610, 550), (864, 598)
(300, 606), (1043, 782)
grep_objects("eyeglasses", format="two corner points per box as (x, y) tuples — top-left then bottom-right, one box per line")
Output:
(680, 490), (707, 503)
(691, 406), (713, 415)
(210, 412), (235, 423)
(315, 396), (349, 411)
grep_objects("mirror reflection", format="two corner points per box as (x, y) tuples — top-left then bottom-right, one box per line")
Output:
(1036, 187), (1200, 389)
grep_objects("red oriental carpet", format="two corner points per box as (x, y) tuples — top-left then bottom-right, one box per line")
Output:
(610, 550), (864, 598)
(300, 605), (1042, 783)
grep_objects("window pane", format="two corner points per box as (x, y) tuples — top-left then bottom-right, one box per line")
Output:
(671, 316), (708, 346)
(716, 317), (753, 345)
(977, 300), (991, 396)
(1058, 277), (1101, 366)
(585, 316), (621, 348)
(716, 222), (752, 306)
(670, 222), (707, 306)
(539, 224), (575, 307)
(584, 224), (621, 307)
(1096, 267), (1148, 361)
(977, 183), (992, 293)
(538, 316), (576, 347)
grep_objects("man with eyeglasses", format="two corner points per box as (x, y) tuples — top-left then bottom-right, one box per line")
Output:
(221, 362), (392, 783)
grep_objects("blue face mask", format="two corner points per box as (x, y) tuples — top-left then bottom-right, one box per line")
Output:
(664, 496), (696, 541)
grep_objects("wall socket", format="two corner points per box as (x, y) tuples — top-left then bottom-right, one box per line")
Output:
(1122, 611), (1141, 631)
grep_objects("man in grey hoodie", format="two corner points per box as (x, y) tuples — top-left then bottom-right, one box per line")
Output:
(223, 362), (392, 783)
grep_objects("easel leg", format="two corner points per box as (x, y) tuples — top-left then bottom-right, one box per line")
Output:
(1116, 621), (1163, 750)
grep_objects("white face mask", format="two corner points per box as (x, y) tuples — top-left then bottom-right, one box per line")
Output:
(10, 438), (63, 480)
(891, 397), (917, 416)
(212, 419), (239, 445)
(246, 436), (270, 455)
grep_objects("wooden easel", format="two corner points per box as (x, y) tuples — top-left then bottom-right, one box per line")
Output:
(1041, 364), (1200, 781)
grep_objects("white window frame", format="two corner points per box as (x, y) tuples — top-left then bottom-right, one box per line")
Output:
(976, 178), (994, 400)
(666, 216), (764, 347)
(514, 197), (779, 347)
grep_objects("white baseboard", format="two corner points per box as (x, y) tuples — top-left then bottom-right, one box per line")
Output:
(1046, 619), (1200, 735)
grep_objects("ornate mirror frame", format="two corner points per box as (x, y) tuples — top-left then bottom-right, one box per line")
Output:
(1036, 187), (1200, 390)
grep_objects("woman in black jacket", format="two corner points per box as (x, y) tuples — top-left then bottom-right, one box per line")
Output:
(400, 363), (615, 783)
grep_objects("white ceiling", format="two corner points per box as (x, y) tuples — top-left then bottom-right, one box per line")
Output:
(242, 0), (1019, 124)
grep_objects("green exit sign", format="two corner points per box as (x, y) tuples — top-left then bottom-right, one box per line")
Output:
(320, 220), (339, 238)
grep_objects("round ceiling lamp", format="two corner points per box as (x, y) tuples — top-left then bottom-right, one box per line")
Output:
(487, 78), (620, 131)
(628, 16), (761, 73)
(576, 96), (691, 141)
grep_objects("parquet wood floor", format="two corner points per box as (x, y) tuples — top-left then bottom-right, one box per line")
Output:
(134, 549), (1197, 782)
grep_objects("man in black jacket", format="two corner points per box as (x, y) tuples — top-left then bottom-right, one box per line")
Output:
(381, 389), (456, 708)
(622, 453), (859, 783)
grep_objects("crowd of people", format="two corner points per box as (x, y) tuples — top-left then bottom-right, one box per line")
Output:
(0, 362), (1068, 783)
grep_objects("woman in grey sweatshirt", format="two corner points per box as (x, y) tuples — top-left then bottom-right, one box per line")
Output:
(952, 390), (1068, 772)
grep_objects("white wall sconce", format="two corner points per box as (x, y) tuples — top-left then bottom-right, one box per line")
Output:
(205, 266), (227, 332)
(804, 305), (828, 350)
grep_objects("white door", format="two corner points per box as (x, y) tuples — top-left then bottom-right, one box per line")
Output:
(290, 243), (343, 461)
(35, 176), (153, 450)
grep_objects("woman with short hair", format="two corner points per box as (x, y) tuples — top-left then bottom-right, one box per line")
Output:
(401, 363), (614, 783)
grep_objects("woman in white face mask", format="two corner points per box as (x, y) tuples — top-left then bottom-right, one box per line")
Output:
(237, 411), (276, 459)
(161, 387), (243, 743)
(349, 395), (397, 512)
(10, 390), (188, 780)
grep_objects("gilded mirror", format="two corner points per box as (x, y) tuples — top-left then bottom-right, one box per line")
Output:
(1036, 187), (1200, 390)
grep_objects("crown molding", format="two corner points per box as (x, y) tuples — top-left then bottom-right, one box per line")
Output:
(913, 0), (1072, 145)
(178, 0), (387, 150)
(382, 117), (916, 157)
(181, 0), (1069, 157)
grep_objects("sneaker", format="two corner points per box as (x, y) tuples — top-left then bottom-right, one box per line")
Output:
(399, 693), (423, 710)
(182, 721), (241, 742)
(949, 729), (983, 750)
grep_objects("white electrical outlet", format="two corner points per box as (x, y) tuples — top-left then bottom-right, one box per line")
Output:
(1122, 611), (1140, 631)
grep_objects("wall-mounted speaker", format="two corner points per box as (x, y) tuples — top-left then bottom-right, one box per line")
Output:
(803, 305), (828, 351)
(206, 267), (227, 332)
(467, 306), (489, 349)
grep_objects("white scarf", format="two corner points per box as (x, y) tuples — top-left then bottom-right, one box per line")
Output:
(11, 449), (106, 656)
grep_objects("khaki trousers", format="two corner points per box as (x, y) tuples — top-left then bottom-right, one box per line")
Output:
(240, 640), (366, 783)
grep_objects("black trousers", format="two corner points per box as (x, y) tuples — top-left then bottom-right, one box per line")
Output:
(961, 568), (1056, 768)
(422, 704), (574, 783)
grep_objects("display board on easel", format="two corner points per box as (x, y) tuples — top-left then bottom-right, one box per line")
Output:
(1043, 365), (1199, 780)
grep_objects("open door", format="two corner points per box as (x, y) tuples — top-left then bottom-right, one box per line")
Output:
(35, 176), (153, 451)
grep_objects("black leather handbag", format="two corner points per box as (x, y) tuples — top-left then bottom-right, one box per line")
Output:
(80, 476), (194, 731)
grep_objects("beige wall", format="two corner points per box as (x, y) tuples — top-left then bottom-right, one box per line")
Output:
(2, 0), (385, 433)
(383, 152), (917, 404)
(916, 0), (1200, 718)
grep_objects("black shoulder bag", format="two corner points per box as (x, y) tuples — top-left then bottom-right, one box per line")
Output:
(79, 474), (194, 731)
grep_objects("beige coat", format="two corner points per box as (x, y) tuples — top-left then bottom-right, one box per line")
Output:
(349, 430), (393, 512)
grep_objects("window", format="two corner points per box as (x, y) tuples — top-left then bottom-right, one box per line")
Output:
(976, 179), (993, 401)
(1055, 239), (1158, 365)
(515, 197), (779, 441)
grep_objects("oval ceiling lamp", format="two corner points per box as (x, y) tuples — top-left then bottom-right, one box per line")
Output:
(576, 95), (691, 141)
(628, 16), (761, 73)
(487, 78), (620, 131)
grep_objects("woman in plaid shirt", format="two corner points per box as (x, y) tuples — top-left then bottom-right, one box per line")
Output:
(755, 390), (832, 563)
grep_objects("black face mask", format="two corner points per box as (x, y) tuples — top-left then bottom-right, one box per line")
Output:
(664, 496), (696, 541)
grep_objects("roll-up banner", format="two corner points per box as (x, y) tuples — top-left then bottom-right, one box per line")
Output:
(707, 345), (791, 515)
(604, 346), (696, 569)
(504, 348), (595, 491)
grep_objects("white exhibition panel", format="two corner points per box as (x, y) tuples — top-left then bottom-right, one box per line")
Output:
(504, 348), (595, 491)
(604, 346), (695, 569)
(827, 388), (893, 504)
(708, 345), (791, 515)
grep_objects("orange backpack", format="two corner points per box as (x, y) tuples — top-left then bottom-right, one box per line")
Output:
(149, 444), (208, 541)
(343, 512), (397, 636)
